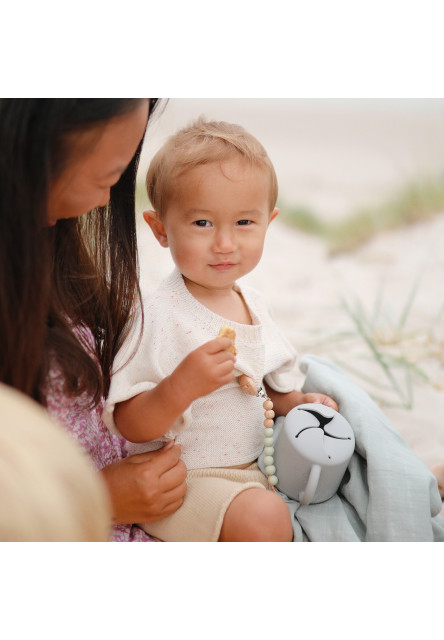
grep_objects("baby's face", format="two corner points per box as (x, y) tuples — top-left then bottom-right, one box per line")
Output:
(158, 157), (277, 294)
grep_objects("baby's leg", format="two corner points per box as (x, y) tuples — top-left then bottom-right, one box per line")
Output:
(431, 461), (444, 499)
(219, 488), (294, 541)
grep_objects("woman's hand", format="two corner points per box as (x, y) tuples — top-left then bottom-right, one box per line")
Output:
(100, 442), (187, 525)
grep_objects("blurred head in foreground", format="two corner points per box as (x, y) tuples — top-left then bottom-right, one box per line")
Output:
(0, 384), (111, 541)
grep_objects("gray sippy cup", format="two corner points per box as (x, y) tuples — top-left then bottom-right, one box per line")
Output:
(273, 403), (355, 504)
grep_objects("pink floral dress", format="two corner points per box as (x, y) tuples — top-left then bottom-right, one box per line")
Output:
(45, 367), (153, 542)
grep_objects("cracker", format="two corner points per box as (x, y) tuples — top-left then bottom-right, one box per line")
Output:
(217, 325), (237, 355)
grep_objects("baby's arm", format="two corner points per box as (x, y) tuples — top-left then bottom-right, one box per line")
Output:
(264, 384), (338, 416)
(114, 337), (236, 443)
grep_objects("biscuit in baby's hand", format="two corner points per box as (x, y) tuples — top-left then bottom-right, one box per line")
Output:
(217, 325), (237, 355)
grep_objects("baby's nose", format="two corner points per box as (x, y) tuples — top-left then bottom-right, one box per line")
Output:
(213, 229), (236, 252)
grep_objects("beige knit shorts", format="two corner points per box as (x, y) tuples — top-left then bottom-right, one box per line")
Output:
(141, 463), (268, 542)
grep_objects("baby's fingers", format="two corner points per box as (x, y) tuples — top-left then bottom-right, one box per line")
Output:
(210, 358), (236, 387)
(310, 394), (338, 412)
(212, 348), (236, 366)
(205, 337), (235, 354)
(216, 358), (236, 375)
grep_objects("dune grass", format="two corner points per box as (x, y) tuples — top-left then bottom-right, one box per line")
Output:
(331, 269), (444, 408)
(280, 174), (444, 255)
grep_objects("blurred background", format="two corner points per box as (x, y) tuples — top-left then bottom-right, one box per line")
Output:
(136, 99), (444, 467)
(140, 99), (444, 223)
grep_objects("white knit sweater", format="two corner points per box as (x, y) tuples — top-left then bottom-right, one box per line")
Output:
(103, 269), (297, 469)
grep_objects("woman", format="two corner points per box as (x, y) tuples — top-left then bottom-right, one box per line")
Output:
(0, 99), (187, 541)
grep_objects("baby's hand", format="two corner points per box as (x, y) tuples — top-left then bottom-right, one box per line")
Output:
(173, 338), (236, 403)
(297, 393), (339, 412)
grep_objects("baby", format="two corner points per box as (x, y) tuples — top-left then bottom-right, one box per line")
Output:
(431, 462), (444, 499)
(103, 118), (338, 541)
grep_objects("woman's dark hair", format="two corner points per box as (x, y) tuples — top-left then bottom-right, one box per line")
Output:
(0, 98), (159, 405)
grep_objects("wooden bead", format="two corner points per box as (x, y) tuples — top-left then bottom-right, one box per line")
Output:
(238, 374), (258, 396)
(264, 419), (274, 428)
(265, 465), (276, 476)
(263, 400), (273, 410)
(268, 475), (278, 486)
(264, 437), (274, 447)
(265, 410), (275, 419)
(264, 446), (274, 456)
(264, 427), (274, 437)
(264, 455), (274, 466)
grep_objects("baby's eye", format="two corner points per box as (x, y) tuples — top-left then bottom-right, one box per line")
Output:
(237, 219), (253, 226)
(193, 220), (212, 227)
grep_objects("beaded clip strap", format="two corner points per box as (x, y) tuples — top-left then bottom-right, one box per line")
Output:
(238, 374), (278, 489)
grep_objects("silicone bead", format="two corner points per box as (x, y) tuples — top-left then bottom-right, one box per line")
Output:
(265, 410), (275, 419)
(264, 446), (275, 456)
(265, 465), (276, 476)
(264, 427), (274, 437)
(264, 437), (274, 447)
(263, 400), (273, 410)
(268, 475), (278, 486)
(264, 419), (274, 428)
(263, 455), (274, 466)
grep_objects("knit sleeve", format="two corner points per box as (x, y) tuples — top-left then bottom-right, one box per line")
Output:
(264, 326), (298, 393)
(247, 287), (298, 394)
(102, 306), (159, 436)
(264, 357), (298, 393)
(102, 298), (190, 439)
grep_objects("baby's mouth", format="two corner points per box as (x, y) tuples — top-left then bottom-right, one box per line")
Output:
(210, 262), (235, 271)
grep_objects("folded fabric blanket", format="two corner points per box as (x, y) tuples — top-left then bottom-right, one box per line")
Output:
(258, 354), (444, 541)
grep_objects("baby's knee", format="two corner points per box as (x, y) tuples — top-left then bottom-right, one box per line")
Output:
(255, 490), (293, 541)
(220, 488), (293, 542)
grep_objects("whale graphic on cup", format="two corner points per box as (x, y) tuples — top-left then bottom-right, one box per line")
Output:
(273, 403), (355, 505)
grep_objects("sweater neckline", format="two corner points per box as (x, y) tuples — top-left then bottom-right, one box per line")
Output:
(166, 268), (263, 343)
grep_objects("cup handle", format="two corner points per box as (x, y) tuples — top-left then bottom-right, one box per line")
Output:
(299, 464), (321, 505)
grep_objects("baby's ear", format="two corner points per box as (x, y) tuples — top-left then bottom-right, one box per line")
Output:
(270, 208), (279, 223)
(143, 210), (168, 247)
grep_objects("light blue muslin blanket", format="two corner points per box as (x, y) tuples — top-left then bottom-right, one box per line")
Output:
(258, 354), (444, 541)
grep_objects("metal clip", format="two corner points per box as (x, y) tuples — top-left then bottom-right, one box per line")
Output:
(256, 386), (268, 400)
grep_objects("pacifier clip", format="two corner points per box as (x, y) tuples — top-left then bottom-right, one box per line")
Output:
(239, 375), (278, 489)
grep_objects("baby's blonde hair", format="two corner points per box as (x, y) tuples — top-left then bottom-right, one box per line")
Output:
(146, 118), (278, 217)
(0, 384), (111, 541)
